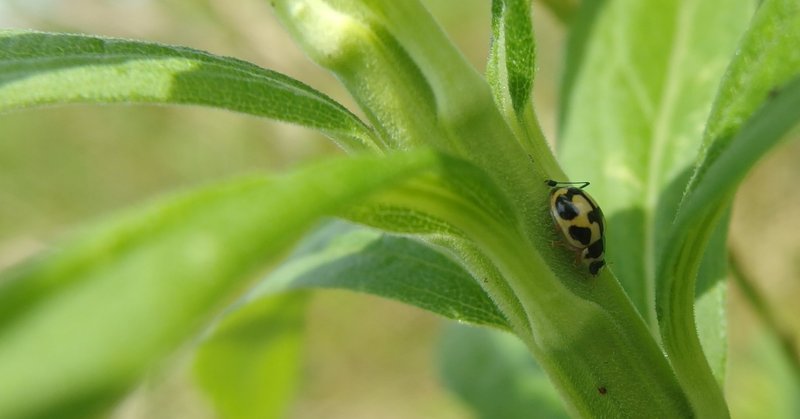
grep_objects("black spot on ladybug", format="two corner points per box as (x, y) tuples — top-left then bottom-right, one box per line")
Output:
(598, 386), (607, 395)
(586, 239), (604, 259)
(569, 225), (592, 246)
(555, 196), (579, 220)
(589, 260), (605, 275)
(587, 208), (604, 234)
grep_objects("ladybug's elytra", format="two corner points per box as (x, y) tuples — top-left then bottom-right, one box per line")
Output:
(546, 179), (606, 276)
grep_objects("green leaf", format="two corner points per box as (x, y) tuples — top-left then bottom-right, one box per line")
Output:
(250, 220), (509, 330)
(657, 0), (800, 415)
(559, 0), (755, 331)
(438, 323), (568, 419)
(488, 0), (535, 115)
(0, 150), (446, 419)
(486, 0), (556, 172)
(657, 76), (800, 418)
(557, 0), (605, 132)
(194, 293), (308, 419)
(0, 30), (379, 152)
(690, 0), (800, 190)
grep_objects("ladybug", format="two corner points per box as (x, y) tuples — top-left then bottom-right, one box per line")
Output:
(545, 180), (606, 276)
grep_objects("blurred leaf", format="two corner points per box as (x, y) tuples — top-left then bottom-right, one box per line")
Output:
(0, 30), (379, 152)
(251, 220), (509, 330)
(194, 293), (308, 419)
(438, 323), (568, 419)
(537, 0), (578, 24)
(559, 0), (755, 330)
(729, 248), (800, 382)
(557, 0), (604, 131)
(727, 333), (800, 419)
(0, 150), (450, 419)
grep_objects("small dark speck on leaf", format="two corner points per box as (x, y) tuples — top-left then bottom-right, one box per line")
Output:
(598, 386), (607, 395)
(768, 87), (780, 99)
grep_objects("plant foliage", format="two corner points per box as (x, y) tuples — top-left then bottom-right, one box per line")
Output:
(0, 0), (798, 418)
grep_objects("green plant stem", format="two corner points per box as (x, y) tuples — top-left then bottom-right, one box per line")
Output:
(485, 231), (691, 417)
(520, 104), (565, 179)
(362, 170), (691, 416)
(659, 205), (731, 418)
(728, 249), (800, 381)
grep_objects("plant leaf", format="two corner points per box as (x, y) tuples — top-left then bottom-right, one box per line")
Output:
(438, 323), (568, 419)
(689, 0), (800, 191)
(657, 76), (800, 418)
(250, 220), (509, 330)
(0, 30), (379, 152)
(656, 0), (800, 414)
(0, 150), (446, 419)
(194, 293), (308, 419)
(486, 0), (555, 166)
(558, 0), (755, 341)
(488, 0), (535, 116)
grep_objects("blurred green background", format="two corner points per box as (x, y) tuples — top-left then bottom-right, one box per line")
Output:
(1, 1), (798, 418)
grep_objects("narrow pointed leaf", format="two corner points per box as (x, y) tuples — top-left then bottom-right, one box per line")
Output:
(656, 0), (800, 414)
(0, 150), (444, 419)
(250, 220), (509, 330)
(689, 0), (800, 190)
(487, 0), (553, 163)
(0, 30), (379, 152)
(488, 0), (535, 115)
(658, 75), (800, 418)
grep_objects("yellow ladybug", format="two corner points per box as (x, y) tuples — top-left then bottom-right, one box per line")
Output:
(545, 180), (606, 276)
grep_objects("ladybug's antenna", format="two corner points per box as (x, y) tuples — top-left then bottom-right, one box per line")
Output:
(545, 179), (590, 189)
